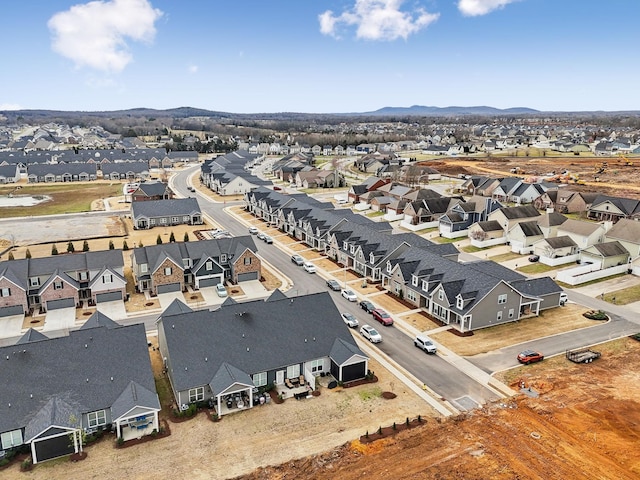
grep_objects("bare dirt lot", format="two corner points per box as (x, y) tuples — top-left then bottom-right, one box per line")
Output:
(236, 337), (640, 480)
(428, 154), (640, 198)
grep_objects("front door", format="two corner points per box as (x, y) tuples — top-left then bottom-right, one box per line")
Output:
(276, 370), (284, 385)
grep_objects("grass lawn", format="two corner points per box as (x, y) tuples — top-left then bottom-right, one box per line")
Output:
(430, 304), (596, 356)
(603, 285), (640, 305)
(432, 236), (458, 244)
(517, 263), (560, 274)
(489, 252), (522, 262)
(0, 183), (122, 218)
(460, 245), (486, 253)
(366, 211), (384, 217)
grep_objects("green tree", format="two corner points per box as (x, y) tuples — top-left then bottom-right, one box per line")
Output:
(169, 231), (176, 243)
(52, 244), (58, 255)
(67, 241), (75, 253)
(109, 240), (115, 250)
(156, 235), (163, 245)
(183, 232), (190, 242)
(82, 240), (89, 252)
(138, 241), (143, 248)
(122, 240), (129, 251)
(25, 249), (32, 259)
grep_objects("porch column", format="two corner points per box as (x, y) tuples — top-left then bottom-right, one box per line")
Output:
(217, 395), (222, 417)
(249, 388), (254, 408)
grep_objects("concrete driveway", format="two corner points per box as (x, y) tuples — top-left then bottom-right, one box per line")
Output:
(96, 300), (127, 320)
(0, 314), (25, 338)
(239, 280), (270, 299)
(157, 292), (186, 310)
(42, 307), (76, 332)
(200, 287), (227, 306)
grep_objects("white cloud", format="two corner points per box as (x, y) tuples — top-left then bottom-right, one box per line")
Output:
(0, 103), (23, 110)
(188, 64), (199, 74)
(319, 0), (439, 41)
(458, 0), (518, 16)
(48, 0), (163, 72)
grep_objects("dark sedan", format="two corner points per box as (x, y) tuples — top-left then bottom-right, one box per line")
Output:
(359, 300), (376, 313)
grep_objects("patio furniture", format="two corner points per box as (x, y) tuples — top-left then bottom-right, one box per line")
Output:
(285, 378), (294, 389)
(298, 375), (305, 386)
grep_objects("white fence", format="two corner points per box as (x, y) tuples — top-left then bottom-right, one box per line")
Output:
(440, 228), (469, 239)
(556, 263), (629, 286)
(470, 236), (507, 248)
(540, 254), (580, 266)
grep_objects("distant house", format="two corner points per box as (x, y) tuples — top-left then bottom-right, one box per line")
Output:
(26, 163), (97, 183)
(0, 164), (20, 183)
(131, 181), (172, 202)
(579, 241), (630, 269)
(507, 220), (544, 254)
(604, 218), (640, 258)
(556, 219), (606, 250)
(157, 292), (369, 416)
(0, 317), (160, 464)
(588, 194), (640, 223)
(348, 177), (388, 203)
(487, 205), (541, 234)
(532, 236), (578, 260)
(131, 198), (202, 229)
(101, 161), (150, 181)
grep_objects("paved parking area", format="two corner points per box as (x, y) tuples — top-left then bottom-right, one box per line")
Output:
(42, 307), (76, 332)
(96, 300), (127, 320)
(0, 314), (25, 338)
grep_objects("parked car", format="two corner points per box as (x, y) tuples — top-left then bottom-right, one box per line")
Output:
(257, 232), (266, 241)
(559, 292), (568, 305)
(517, 350), (544, 364)
(414, 334), (437, 354)
(326, 279), (341, 291)
(212, 231), (233, 239)
(303, 261), (317, 273)
(341, 289), (357, 302)
(359, 300), (376, 313)
(291, 254), (304, 266)
(528, 255), (540, 262)
(273, 186), (282, 191)
(263, 235), (273, 244)
(372, 308), (394, 326)
(249, 226), (259, 235)
(215, 284), (228, 298)
(341, 312), (359, 328)
(360, 324), (382, 343)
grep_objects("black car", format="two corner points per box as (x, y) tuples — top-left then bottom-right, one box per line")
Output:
(359, 300), (375, 313)
(326, 279), (341, 291)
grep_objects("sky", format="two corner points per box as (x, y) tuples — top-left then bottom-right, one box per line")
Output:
(1, 0), (639, 114)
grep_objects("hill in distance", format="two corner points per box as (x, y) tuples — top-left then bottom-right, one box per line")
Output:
(363, 105), (540, 116)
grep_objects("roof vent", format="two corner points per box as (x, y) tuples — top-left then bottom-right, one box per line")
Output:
(86, 378), (89, 383)
(172, 324), (175, 329)
(185, 367), (188, 371)
(85, 344), (88, 348)
(246, 347), (249, 352)
(110, 376), (114, 381)
(304, 338), (307, 343)
(30, 394), (33, 399)
(205, 357), (208, 362)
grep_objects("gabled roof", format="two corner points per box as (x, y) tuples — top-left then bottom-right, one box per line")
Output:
(16, 328), (49, 344)
(476, 220), (503, 232)
(605, 218), (640, 244)
(210, 362), (254, 395)
(111, 381), (161, 420)
(79, 310), (120, 330)
(544, 236), (577, 249)
(537, 212), (568, 228)
(510, 276), (562, 297)
(162, 299), (194, 317)
(558, 218), (603, 237)
(513, 220), (543, 237)
(131, 198), (201, 219)
(497, 205), (541, 219)
(587, 241), (629, 257)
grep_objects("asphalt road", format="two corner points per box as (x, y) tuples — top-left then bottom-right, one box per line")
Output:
(171, 166), (501, 409)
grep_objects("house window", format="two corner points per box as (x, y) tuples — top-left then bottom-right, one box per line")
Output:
(343, 241), (348, 250)
(456, 297), (463, 309)
(406, 289), (417, 302)
(244, 257), (251, 265)
(220, 254), (227, 263)
(412, 276), (418, 287)
(102, 274), (113, 284)
(188, 387), (204, 403)
(29, 277), (40, 287)
(308, 359), (323, 373)
(286, 364), (300, 378)
(78, 271), (89, 281)
(87, 410), (107, 428)
(164, 267), (172, 276)
(1, 430), (23, 449)
(140, 264), (148, 273)
(253, 372), (267, 387)
(183, 216), (189, 222)
(183, 258), (191, 268)
(160, 218), (167, 224)
(0, 287), (10, 297)
(172, 216), (179, 223)
(498, 294), (507, 304)
(150, 219), (156, 225)
(386, 262), (392, 273)
(508, 308), (515, 319)
(422, 280), (428, 291)
(206, 261), (213, 271)
(370, 253), (375, 264)
(438, 290), (444, 301)
(54, 281), (63, 290)
(350, 245), (355, 254)
(497, 311), (503, 321)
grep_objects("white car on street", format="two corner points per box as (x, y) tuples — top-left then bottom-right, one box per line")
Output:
(341, 312), (359, 328)
(341, 289), (357, 302)
(360, 324), (382, 343)
(303, 261), (317, 273)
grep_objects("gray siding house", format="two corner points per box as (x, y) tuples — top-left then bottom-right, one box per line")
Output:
(131, 198), (203, 229)
(157, 291), (368, 417)
(0, 315), (160, 464)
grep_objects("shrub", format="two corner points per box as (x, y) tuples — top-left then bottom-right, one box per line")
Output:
(116, 437), (124, 446)
(156, 235), (163, 245)
(67, 241), (75, 253)
(211, 413), (219, 422)
(25, 249), (32, 259)
(169, 231), (175, 242)
(109, 240), (115, 250)
(20, 457), (32, 471)
(183, 232), (190, 242)
(51, 244), (58, 255)
(7, 252), (14, 260)
(82, 240), (89, 252)
(377, 426), (382, 435)
(122, 240), (129, 251)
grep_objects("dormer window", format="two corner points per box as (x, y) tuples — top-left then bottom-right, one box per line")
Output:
(370, 253), (375, 264)
(386, 262), (392, 273)
(412, 276), (418, 287)
(438, 290), (444, 301)
(343, 241), (348, 250)
(456, 296), (463, 309)
(350, 245), (355, 254)
(422, 280), (428, 291)
(220, 254), (227, 263)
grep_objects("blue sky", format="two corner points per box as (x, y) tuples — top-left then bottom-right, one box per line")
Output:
(1, 0), (638, 113)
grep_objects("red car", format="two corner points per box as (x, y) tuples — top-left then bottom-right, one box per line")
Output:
(372, 309), (393, 326)
(517, 350), (544, 364)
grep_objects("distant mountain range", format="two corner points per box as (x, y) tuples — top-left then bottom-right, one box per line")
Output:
(362, 105), (540, 116)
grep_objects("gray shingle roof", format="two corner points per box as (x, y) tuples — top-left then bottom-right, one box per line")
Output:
(131, 198), (201, 219)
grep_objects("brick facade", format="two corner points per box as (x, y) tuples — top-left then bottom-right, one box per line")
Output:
(151, 259), (184, 295)
(40, 280), (79, 310)
(231, 250), (261, 284)
(0, 279), (28, 312)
